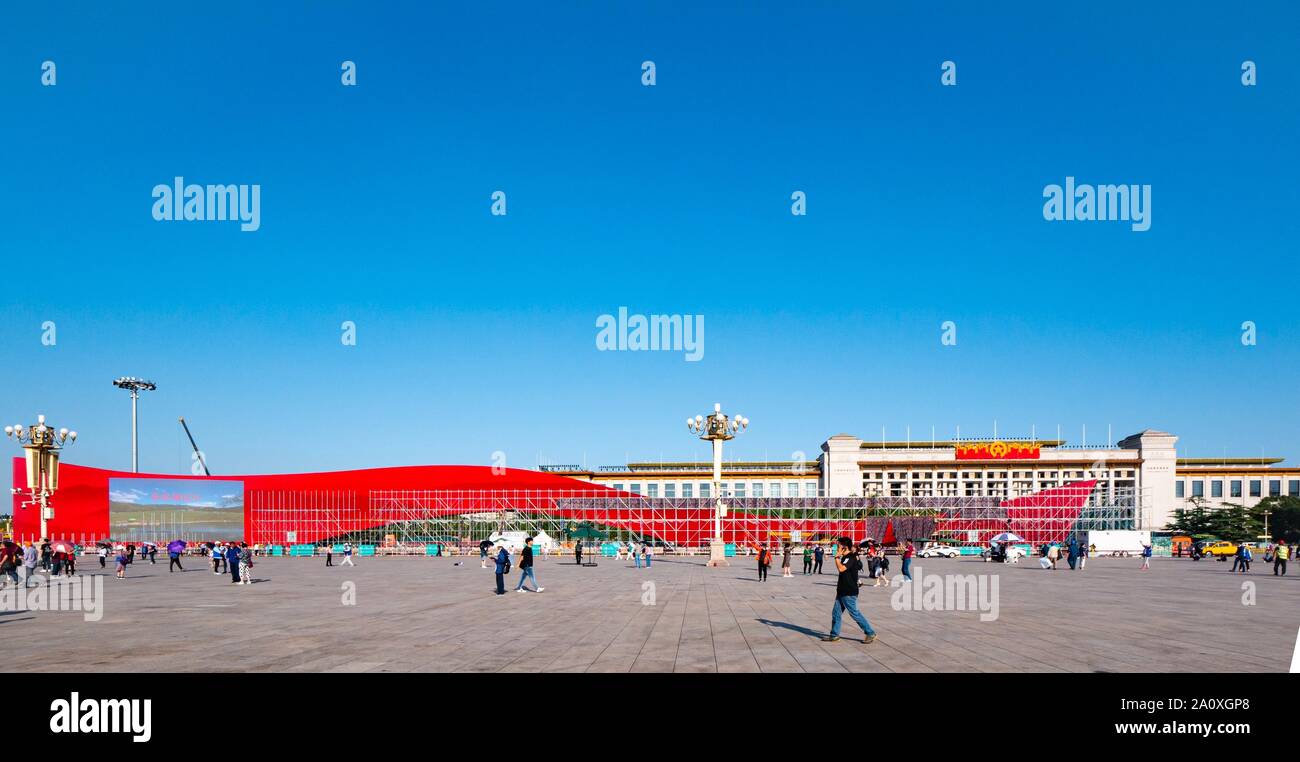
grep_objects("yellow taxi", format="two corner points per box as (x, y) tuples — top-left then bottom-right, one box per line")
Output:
(1201, 541), (1239, 557)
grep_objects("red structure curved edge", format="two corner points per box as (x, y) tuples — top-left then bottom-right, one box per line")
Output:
(9, 458), (608, 544)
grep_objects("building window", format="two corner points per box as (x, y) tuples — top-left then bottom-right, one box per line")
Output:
(631, 483), (641, 496)
(734, 483), (746, 498)
(664, 483), (676, 498)
(1231, 480), (1242, 498)
(1211, 480), (1223, 498)
(1175, 481), (1185, 498)
(647, 483), (659, 498)
(699, 483), (711, 499)
(1250, 480), (1261, 497)
(613, 483), (624, 492)
(805, 483), (817, 497)
(1191, 481), (1204, 498)
(786, 483), (799, 497)
(682, 483), (693, 498)
(1270, 480), (1281, 497)
(1290, 480), (1300, 498)
(751, 483), (764, 498)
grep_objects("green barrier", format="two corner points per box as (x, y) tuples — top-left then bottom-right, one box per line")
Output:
(358, 545), (376, 557)
(600, 543), (621, 557)
(268, 545), (283, 557)
(332, 544), (346, 553)
(724, 543), (737, 557)
(290, 544), (316, 557)
(425, 544), (441, 556)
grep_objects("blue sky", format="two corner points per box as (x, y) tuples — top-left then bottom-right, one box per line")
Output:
(1, 1), (1297, 491)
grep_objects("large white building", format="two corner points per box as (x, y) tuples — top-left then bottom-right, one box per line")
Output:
(543, 429), (1300, 531)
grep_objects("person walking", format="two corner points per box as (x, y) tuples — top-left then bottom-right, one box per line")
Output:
(1047, 543), (1061, 570)
(901, 540), (916, 581)
(1140, 542), (1152, 571)
(802, 544), (813, 575)
(874, 550), (891, 587)
(210, 543), (223, 574)
(643, 543), (652, 568)
(114, 547), (128, 580)
(325, 544), (333, 567)
(22, 542), (38, 586)
(1240, 544), (1253, 573)
(813, 544), (825, 574)
(127, 543), (136, 565)
(226, 543), (242, 584)
(238, 544), (253, 585)
(1077, 541), (1088, 570)
(633, 541), (642, 568)
(39, 539), (51, 571)
(757, 546), (770, 582)
(1066, 537), (1079, 570)
(479, 540), (491, 569)
(493, 544), (510, 595)
(168, 544), (183, 573)
(0, 540), (22, 589)
(148, 544), (157, 565)
(341, 542), (355, 567)
(574, 541), (583, 566)
(821, 537), (877, 644)
(97, 544), (108, 569)
(1274, 540), (1290, 576)
(1231, 543), (1245, 573)
(781, 543), (793, 578)
(514, 536), (544, 593)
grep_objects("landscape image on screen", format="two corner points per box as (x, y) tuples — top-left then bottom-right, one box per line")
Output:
(109, 478), (245, 543)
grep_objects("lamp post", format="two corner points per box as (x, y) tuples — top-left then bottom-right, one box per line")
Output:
(5, 415), (76, 541)
(112, 377), (156, 472)
(687, 403), (748, 567)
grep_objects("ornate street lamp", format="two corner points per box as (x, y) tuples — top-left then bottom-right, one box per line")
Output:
(687, 403), (748, 567)
(112, 376), (155, 472)
(5, 415), (76, 541)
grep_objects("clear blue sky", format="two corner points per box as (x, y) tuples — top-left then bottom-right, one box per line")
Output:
(2, 1), (1297, 491)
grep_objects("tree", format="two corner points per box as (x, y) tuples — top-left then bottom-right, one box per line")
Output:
(1256, 496), (1300, 543)
(1164, 498), (1215, 536)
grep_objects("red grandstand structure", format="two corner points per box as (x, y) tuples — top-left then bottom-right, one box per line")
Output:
(11, 459), (1115, 550)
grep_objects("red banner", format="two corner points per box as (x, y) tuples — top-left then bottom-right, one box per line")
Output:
(955, 441), (1041, 460)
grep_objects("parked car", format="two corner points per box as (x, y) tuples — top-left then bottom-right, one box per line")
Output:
(918, 543), (960, 558)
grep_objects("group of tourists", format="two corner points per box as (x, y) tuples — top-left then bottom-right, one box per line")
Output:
(201, 541), (256, 584)
(488, 536), (545, 595)
(1037, 537), (1094, 570)
(618, 542), (653, 568)
(756, 539), (914, 584)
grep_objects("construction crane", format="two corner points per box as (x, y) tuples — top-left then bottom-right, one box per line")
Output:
(178, 417), (210, 476)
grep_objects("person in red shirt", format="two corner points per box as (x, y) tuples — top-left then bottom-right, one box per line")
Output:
(901, 540), (916, 581)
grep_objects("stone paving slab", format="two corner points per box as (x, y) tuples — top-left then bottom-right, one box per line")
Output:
(2, 554), (1297, 672)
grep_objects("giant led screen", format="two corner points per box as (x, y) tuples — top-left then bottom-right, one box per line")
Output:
(108, 478), (245, 542)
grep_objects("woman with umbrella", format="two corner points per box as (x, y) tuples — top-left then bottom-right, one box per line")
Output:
(167, 540), (186, 572)
(987, 532), (1024, 564)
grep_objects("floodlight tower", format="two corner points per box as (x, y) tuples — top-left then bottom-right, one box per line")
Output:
(686, 403), (749, 567)
(112, 377), (156, 472)
(5, 415), (76, 541)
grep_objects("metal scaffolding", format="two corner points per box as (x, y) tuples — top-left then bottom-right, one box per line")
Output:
(241, 482), (1140, 551)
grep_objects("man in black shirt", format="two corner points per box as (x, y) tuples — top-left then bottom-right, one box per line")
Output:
(822, 536), (877, 644)
(515, 536), (545, 593)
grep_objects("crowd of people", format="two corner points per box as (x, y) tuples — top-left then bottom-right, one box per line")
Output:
(755, 539), (915, 585)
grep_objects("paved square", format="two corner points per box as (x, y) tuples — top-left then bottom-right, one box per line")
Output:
(3, 553), (1296, 672)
